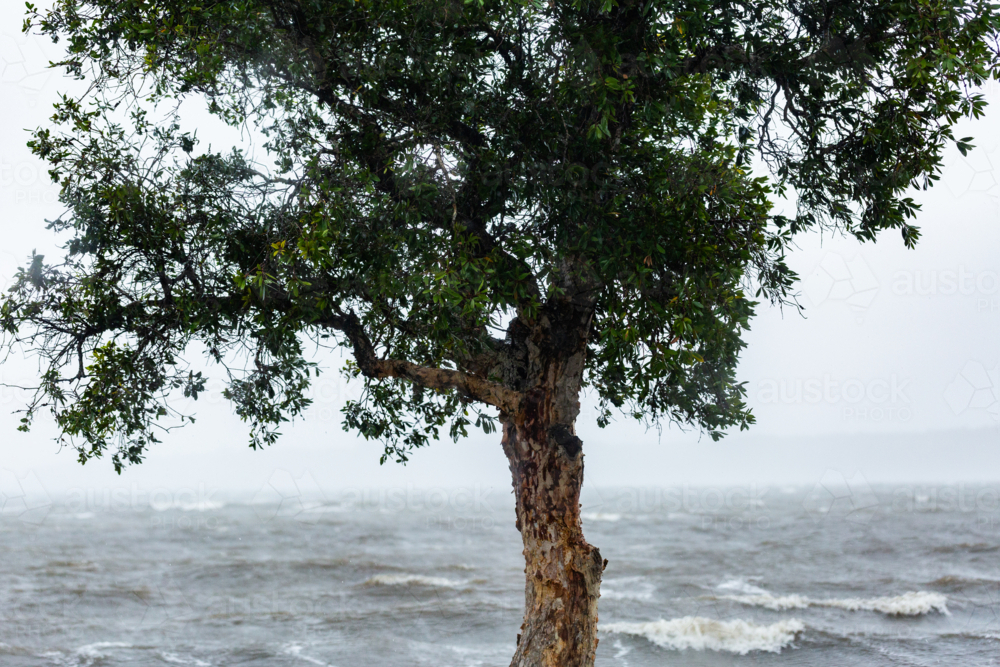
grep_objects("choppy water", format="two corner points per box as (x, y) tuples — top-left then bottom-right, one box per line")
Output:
(2, 479), (1000, 666)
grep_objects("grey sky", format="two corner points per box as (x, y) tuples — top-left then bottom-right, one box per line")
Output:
(1, 8), (998, 504)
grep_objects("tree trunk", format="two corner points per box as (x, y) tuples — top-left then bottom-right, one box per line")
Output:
(503, 387), (605, 667)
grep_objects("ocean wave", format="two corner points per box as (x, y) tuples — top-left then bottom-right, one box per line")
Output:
(161, 652), (211, 666)
(363, 574), (466, 588)
(601, 617), (804, 654)
(931, 542), (999, 554)
(44, 642), (133, 666)
(582, 512), (622, 522)
(720, 593), (810, 610)
(601, 577), (656, 601)
(283, 644), (335, 666)
(941, 630), (1000, 641)
(717, 578), (769, 595)
(927, 575), (1000, 591)
(447, 563), (477, 571)
(721, 591), (948, 616)
(36, 560), (101, 572)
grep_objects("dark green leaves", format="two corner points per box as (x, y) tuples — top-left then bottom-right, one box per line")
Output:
(5, 0), (998, 467)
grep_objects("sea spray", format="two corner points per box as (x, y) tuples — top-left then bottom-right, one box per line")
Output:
(601, 617), (804, 654)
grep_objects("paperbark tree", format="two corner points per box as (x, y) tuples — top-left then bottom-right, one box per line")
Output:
(4, 1), (999, 664)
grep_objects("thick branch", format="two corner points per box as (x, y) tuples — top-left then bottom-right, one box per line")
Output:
(376, 359), (522, 415)
(325, 309), (522, 414)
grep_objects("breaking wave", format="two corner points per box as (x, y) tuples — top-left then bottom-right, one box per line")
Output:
(161, 652), (212, 666)
(42, 642), (134, 666)
(363, 574), (466, 588)
(601, 617), (804, 654)
(720, 590), (948, 616)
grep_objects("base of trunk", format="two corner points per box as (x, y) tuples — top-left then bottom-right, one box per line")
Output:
(510, 539), (605, 667)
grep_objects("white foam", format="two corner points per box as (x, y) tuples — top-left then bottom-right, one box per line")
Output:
(612, 639), (632, 659)
(723, 590), (948, 616)
(818, 592), (948, 615)
(717, 578), (769, 595)
(161, 652), (211, 666)
(71, 642), (131, 665)
(582, 512), (622, 522)
(283, 644), (334, 666)
(719, 593), (810, 610)
(363, 574), (465, 588)
(602, 617), (804, 654)
(77, 642), (132, 655)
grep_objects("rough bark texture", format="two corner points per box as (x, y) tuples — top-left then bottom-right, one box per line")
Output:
(501, 259), (605, 667)
(502, 399), (604, 667)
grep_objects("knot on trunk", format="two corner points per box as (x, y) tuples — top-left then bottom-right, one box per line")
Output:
(548, 424), (582, 458)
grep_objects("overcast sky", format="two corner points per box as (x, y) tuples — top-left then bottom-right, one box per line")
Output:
(1, 7), (999, 506)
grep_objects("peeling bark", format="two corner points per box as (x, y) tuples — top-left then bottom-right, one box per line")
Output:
(494, 256), (604, 666)
(502, 389), (605, 667)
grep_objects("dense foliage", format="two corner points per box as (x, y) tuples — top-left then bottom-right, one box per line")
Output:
(4, 0), (998, 470)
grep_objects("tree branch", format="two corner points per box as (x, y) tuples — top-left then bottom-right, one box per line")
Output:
(324, 309), (522, 414)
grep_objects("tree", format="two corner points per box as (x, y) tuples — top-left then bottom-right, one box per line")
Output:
(4, 0), (998, 664)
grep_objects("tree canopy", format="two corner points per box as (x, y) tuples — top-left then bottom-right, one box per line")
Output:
(4, 0), (998, 470)
(8, 2), (1000, 665)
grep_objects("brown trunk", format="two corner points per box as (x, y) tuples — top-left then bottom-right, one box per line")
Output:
(503, 387), (605, 667)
